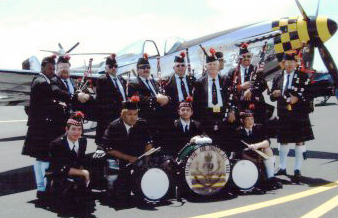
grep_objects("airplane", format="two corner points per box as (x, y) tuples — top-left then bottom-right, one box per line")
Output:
(0, 0), (337, 107)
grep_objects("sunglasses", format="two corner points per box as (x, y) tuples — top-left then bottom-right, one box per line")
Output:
(242, 54), (252, 59)
(108, 64), (118, 69)
(138, 65), (151, 70)
(176, 64), (186, 67)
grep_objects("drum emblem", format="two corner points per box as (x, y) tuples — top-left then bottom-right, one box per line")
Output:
(185, 145), (230, 195)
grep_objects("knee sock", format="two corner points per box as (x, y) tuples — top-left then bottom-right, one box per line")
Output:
(263, 156), (275, 179)
(294, 145), (306, 171)
(279, 144), (289, 170)
(34, 160), (50, 192)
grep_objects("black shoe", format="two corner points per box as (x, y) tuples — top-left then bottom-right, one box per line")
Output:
(265, 177), (283, 190)
(292, 170), (302, 183)
(275, 168), (287, 176)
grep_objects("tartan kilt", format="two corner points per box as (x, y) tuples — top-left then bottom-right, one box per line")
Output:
(277, 110), (314, 143)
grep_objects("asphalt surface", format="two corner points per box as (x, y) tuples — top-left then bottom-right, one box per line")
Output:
(0, 96), (338, 218)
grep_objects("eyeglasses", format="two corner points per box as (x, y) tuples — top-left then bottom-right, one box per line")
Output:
(138, 65), (151, 70)
(108, 64), (118, 69)
(176, 64), (186, 67)
(242, 54), (252, 59)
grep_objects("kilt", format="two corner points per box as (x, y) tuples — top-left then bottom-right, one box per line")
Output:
(277, 110), (314, 143)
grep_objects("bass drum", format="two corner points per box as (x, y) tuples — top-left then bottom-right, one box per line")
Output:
(231, 159), (259, 191)
(177, 143), (231, 196)
(140, 168), (170, 201)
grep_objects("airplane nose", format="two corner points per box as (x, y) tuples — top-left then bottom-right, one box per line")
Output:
(328, 18), (337, 36)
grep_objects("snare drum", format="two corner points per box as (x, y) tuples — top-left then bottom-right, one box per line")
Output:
(177, 143), (231, 196)
(231, 159), (259, 191)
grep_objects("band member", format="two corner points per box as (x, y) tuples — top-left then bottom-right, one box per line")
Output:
(193, 48), (236, 150)
(216, 51), (226, 76)
(49, 112), (94, 216)
(270, 52), (314, 182)
(50, 54), (91, 137)
(164, 51), (196, 118)
(236, 110), (282, 189)
(127, 53), (170, 135)
(162, 97), (204, 157)
(95, 54), (127, 146)
(102, 96), (153, 201)
(22, 55), (61, 200)
(226, 43), (268, 125)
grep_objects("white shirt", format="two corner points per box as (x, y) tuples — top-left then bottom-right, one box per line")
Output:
(67, 138), (79, 154)
(175, 74), (190, 101)
(140, 76), (157, 96)
(123, 122), (132, 135)
(109, 75), (126, 101)
(282, 70), (295, 94)
(207, 75), (223, 108)
(40, 73), (50, 84)
(244, 128), (253, 136)
(62, 78), (75, 95)
(240, 65), (249, 84)
(180, 118), (190, 132)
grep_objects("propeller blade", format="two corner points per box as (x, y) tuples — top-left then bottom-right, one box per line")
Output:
(66, 42), (80, 53)
(303, 40), (315, 69)
(317, 40), (338, 90)
(40, 50), (60, 55)
(295, 0), (310, 21)
(315, 0), (321, 18)
(58, 43), (63, 50)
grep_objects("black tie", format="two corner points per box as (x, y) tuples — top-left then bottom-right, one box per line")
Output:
(184, 125), (188, 133)
(179, 77), (188, 100)
(71, 143), (77, 155)
(284, 74), (291, 94)
(63, 79), (70, 93)
(146, 79), (156, 96)
(212, 79), (218, 105)
(244, 68), (250, 82)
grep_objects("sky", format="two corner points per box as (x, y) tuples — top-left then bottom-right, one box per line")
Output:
(0, 0), (337, 71)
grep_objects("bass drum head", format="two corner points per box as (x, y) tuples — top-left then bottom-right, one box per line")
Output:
(141, 168), (170, 201)
(184, 145), (231, 196)
(232, 160), (259, 190)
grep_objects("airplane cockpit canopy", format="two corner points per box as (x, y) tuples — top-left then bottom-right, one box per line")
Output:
(117, 40), (160, 59)
(164, 37), (185, 55)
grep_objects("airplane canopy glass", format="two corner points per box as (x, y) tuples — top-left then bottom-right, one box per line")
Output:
(117, 40), (160, 58)
(164, 37), (185, 55)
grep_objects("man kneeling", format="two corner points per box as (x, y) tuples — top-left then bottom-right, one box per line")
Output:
(49, 112), (94, 216)
(236, 110), (282, 190)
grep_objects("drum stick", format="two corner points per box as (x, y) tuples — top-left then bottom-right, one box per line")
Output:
(241, 140), (271, 159)
(126, 147), (161, 167)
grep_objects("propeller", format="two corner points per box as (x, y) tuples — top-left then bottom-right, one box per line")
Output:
(295, 0), (309, 21)
(295, 0), (338, 98)
(40, 42), (80, 56)
(66, 42), (80, 54)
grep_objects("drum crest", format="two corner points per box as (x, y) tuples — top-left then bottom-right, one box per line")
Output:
(184, 145), (230, 195)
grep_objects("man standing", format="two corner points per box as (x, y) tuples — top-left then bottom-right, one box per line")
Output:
(270, 52), (314, 182)
(51, 54), (90, 137)
(226, 43), (268, 125)
(164, 51), (196, 117)
(127, 53), (170, 135)
(95, 53), (127, 146)
(193, 48), (236, 149)
(22, 55), (59, 199)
